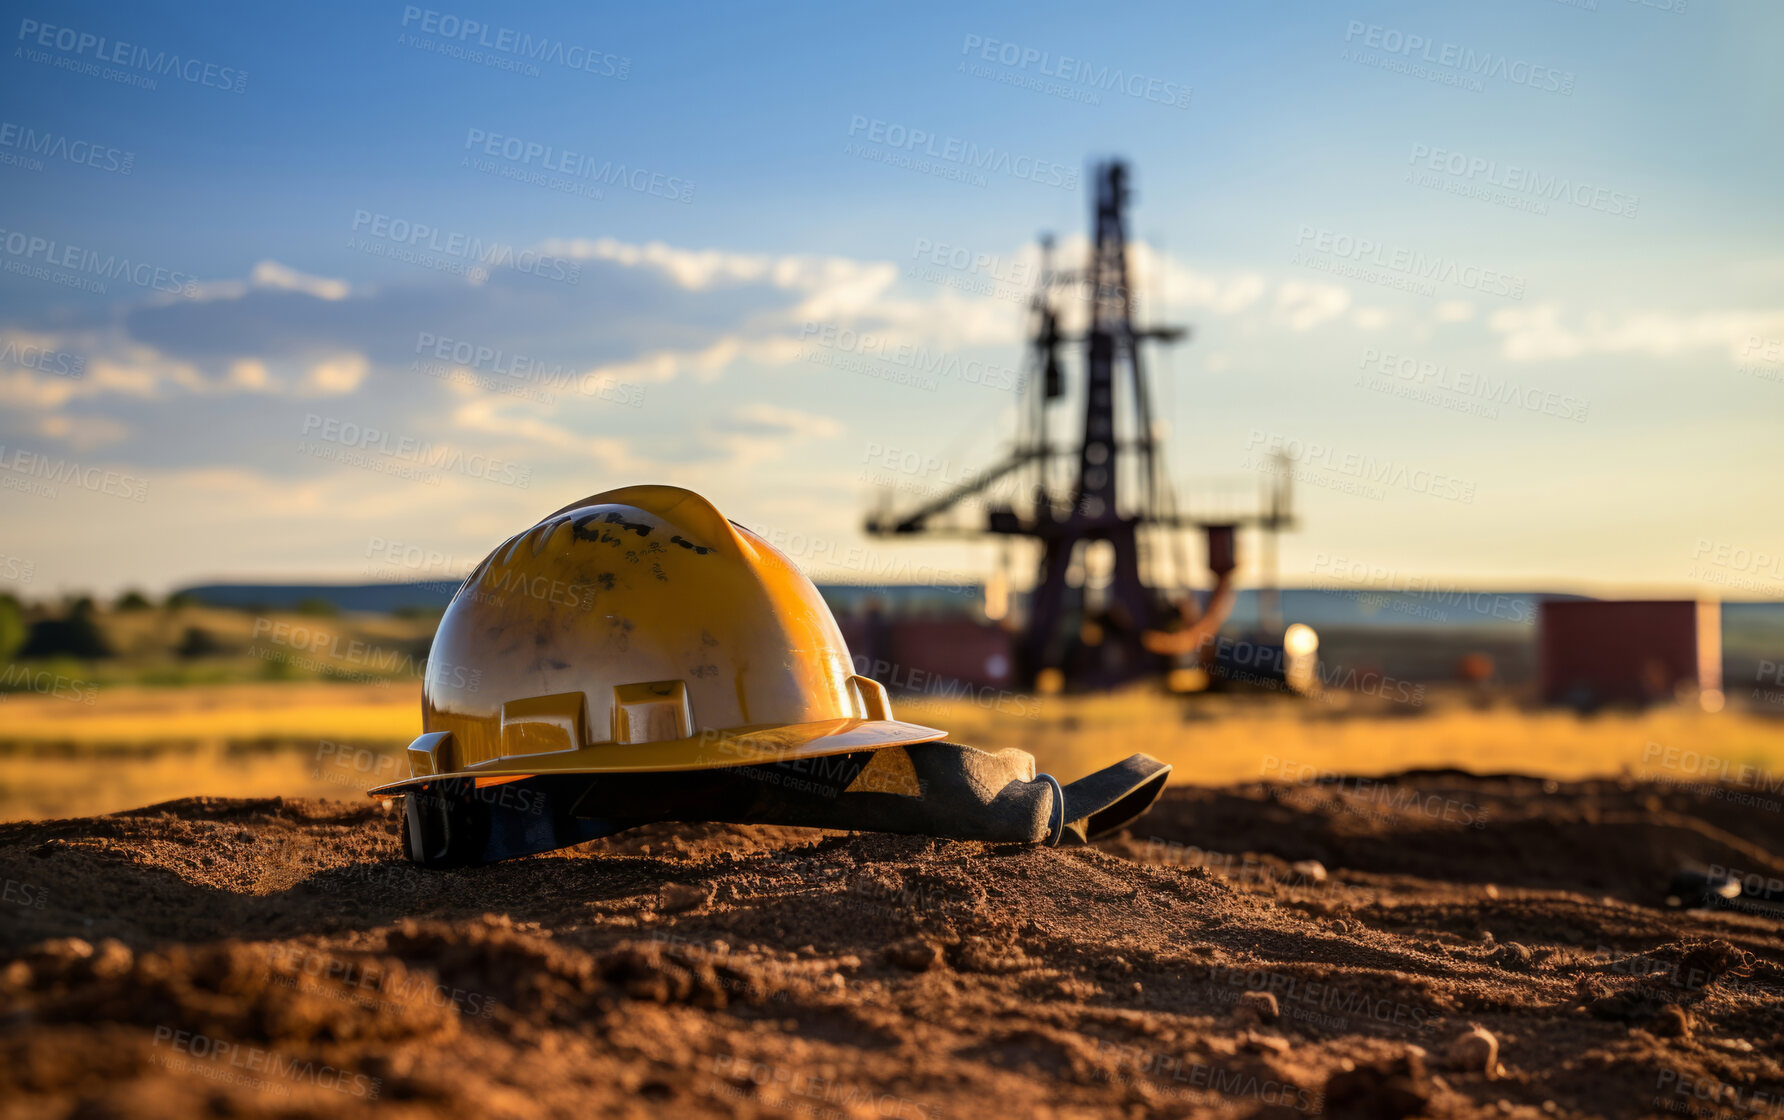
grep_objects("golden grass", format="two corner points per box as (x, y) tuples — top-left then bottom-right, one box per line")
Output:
(3, 681), (1781, 822)
(0, 681), (418, 741)
(892, 687), (1784, 786)
(0, 682), (418, 822)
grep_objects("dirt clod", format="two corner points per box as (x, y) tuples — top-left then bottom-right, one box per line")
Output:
(886, 938), (944, 972)
(1492, 942), (1534, 971)
(1444, 1025), (1499, 1077)
(1654, 1005), (1692, 1038)
(1325, 1050), (1432, 1120)
(659, 881), (713, 913)
(1234, 989), (1280, 1024)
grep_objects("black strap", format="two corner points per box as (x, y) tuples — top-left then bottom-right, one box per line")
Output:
(397, 743), (1172, 868)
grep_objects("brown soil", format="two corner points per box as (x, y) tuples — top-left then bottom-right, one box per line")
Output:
(3, 773), (1782, 1119)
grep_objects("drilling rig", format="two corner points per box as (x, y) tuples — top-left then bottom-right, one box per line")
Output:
(865, 160), (1295, 691)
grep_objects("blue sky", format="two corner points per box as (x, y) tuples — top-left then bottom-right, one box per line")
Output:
(2, 0), (1780, 600)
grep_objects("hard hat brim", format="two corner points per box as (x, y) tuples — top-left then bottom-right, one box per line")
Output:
(365, 716), (946, 798)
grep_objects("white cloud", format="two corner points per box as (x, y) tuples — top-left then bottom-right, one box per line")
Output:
(300, 353), (369, 395)
(545, 237), (776, 290)
(450, 396), (638, 468)
(185, 259), (352, 304)
(720, 402), (843, 440)
(704, 402), (844, 467)
(1274, 280), (1351, 332)
(250, 260), (351, 301)
(1488, 305), (1784, 363)
(37, 413), (129, 451)
(228, 358), (273, 390)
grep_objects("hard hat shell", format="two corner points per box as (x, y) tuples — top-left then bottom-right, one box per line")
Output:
(369, 484), (944, 797)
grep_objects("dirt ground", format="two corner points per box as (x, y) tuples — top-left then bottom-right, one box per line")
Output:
(3, 772), (1783, 1119)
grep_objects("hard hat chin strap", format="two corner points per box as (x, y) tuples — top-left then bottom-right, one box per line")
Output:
(398, 742), (1171, 869)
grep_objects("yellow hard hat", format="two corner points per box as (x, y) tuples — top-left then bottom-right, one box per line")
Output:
(368, 484), (945, 798)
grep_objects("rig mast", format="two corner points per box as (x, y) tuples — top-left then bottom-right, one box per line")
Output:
(867, 160), (1293, 689)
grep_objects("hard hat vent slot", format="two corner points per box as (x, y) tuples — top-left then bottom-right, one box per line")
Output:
(612, 680), (693, 744)
(501, 692), (588, 757)
(849, 675), (893, 721)
(407, 730), (455, 777)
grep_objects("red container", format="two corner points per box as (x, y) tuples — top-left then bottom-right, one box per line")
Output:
(840, 614), (1015, 693)
(1538, 600), (1720, 706)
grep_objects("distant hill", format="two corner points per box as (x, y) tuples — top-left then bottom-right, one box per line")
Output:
(168, 581), (1784, 634)
(175, 581), (461, 613)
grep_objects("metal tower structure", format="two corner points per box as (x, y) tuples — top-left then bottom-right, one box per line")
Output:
(866, 160), (1294, 690)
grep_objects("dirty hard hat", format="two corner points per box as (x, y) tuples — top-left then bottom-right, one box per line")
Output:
(370, 484), (1171, 868)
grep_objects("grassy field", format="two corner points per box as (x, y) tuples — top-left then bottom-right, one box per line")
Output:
(4, 679), (1781, 821)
